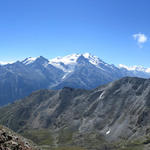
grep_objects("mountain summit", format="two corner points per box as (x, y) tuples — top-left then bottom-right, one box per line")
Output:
(49, 53), (114, 72)
(0, 53), (150, 106)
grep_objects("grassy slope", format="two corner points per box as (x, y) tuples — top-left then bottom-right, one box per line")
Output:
(21, 128), (150, 150)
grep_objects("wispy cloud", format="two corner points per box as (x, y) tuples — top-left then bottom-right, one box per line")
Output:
(133, 33), (148, 48)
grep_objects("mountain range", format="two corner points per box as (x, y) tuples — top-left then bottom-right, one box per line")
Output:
(1, 77), (150, 150)
(0, 53), (150, 106)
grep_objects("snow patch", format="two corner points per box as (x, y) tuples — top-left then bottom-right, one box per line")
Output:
(99, 91), (105, 99)
(22, 57), (37, 65)
(106, 129), (111, 135)
(62, 71), (72, 80)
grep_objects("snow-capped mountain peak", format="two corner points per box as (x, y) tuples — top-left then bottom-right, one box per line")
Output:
(49, 53), (82, 72)
(22, 57), (37, 65)
(119, 64), (150, 73)
(49, 53), (81, 65)
(49, 53), (107, 72)
(82, 53), (105, 66)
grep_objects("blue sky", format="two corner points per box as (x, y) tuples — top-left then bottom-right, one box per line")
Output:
(0, 0), (150, 67)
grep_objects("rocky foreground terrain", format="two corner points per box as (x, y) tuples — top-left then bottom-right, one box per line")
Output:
(0, 125), (39, 150)
(1, 77), (150, 149)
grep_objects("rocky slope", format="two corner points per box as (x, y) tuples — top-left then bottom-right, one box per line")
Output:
(1, 53), (150, 106)
(0, 125), (39, 150)
(1, 77), (150, 149)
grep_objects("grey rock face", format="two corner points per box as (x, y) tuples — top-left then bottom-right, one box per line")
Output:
(1, 77), (150, 144)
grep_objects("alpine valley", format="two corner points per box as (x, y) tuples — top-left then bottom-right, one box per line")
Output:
(0, 53), (150, 106)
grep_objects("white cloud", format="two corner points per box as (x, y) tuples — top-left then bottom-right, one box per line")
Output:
(133, 33), (148, 48)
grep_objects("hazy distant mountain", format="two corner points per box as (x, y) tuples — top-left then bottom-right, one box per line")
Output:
(119, 64), (150, 78)
(0, 56), (64, 106)
(1, 77), (150, 150)
(49, 53), (150, 88)
(0, 53), (150, 106)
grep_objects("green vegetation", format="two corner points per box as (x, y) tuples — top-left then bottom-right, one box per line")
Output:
(52, 146), (86, 150)
(22, 129), (87, 150)
(3, 125), (150, 150)
(21, 128), (111, 150)
(117, 146), (143, 150)
(57, 128), (73, 144)
(114, 136), (150, 150)
(22, 129), (54, 145)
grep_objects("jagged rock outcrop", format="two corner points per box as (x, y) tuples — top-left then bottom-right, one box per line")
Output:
(0, 125), (39, 150)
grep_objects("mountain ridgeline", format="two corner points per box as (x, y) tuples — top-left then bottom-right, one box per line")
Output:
(0, 53), (150, 106)
(1, 77), (150, 149)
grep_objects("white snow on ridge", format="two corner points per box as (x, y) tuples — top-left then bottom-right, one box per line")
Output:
(1, 53), (150, 76)
(49, 53), (81, 72)
(49, 53), (80, 64)
(119, 64), (150, 73)
(22, 57), (37, 65)
(83, 53), (110, 71)
(0, 61), (15, 65)
(83, 53), (104, 66)
(49, 53), (108, 71)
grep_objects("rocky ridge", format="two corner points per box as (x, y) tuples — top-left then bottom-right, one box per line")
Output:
(0, 125), (39, 150)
